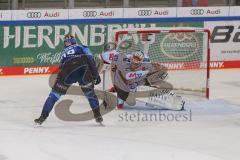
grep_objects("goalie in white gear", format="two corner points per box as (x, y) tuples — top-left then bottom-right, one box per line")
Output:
(98, 48), (185, 111)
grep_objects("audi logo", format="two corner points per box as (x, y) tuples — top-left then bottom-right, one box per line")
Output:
(27, 12), (41, 18)
(83, 11), (97, 17)
(138, 10), (152, 16)
(190, 9), (204, 15)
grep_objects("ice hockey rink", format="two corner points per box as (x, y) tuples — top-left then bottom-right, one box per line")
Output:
(0, 69), (240, 160)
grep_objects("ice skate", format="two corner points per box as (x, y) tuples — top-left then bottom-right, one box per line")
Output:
(92, 108), (103, 124)
(34, 114), (48, 126)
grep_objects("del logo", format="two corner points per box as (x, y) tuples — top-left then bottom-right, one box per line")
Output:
(0, 68), (3, 75)
(24, 67), (49, 74)
(126, 70), (149, 80)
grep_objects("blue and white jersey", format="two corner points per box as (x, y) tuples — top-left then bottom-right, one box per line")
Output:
(59, 44), (99, 80)
(60, 44), (93, 65)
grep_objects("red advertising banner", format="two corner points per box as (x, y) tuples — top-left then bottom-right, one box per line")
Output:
(0, 66), (59, 76)
(0, 61), (239, 76)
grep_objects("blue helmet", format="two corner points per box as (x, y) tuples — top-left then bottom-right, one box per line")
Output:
(64, 34), (76, 47)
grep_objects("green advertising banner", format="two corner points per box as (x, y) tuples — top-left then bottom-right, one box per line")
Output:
(0, 22), (203, 68)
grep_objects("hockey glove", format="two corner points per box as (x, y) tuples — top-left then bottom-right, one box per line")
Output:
(94, 75), (101, 85)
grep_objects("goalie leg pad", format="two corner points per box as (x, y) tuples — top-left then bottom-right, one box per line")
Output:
(148, 92), (185, 111)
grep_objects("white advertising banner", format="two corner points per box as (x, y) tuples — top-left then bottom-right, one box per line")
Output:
(0, 10), (11, 21)
(123, 7), (177, 18)
(229, 6), (240, 16)
(205, 21), (240, 61)
(177, 7), (229, 17)
(11, 9), (68, 20)
(69, 8), (123, 19)
(2, 6), (240, 21)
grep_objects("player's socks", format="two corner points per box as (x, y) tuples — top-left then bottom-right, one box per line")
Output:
(117, 103), (124, 109)
(117, 98), (124, 109)
(41, 91), (60, 116)
(92, 107), (103, 123)
(34, 91), (60, 125)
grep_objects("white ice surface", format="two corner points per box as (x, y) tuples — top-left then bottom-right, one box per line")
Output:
(0, 69), (240, 160)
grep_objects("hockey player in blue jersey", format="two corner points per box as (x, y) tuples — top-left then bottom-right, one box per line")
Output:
(34, 34), (103, 125)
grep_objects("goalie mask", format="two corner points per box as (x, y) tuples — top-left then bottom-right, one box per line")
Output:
(131, 50), (144, 65)
(64, 34), (76, 48)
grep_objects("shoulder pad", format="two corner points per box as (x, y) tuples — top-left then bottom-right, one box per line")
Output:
(100, 50), (118, 64)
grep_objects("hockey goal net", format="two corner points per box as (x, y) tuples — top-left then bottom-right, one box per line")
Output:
(110, 28), (210, 99)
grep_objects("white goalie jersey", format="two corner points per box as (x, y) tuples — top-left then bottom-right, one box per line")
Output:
(100, 50), (156, 91)
(111, 54), (156, 92)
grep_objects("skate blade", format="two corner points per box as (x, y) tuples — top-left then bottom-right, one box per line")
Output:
(34, 122), (42, 128)
(97, 122), (105, 127)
